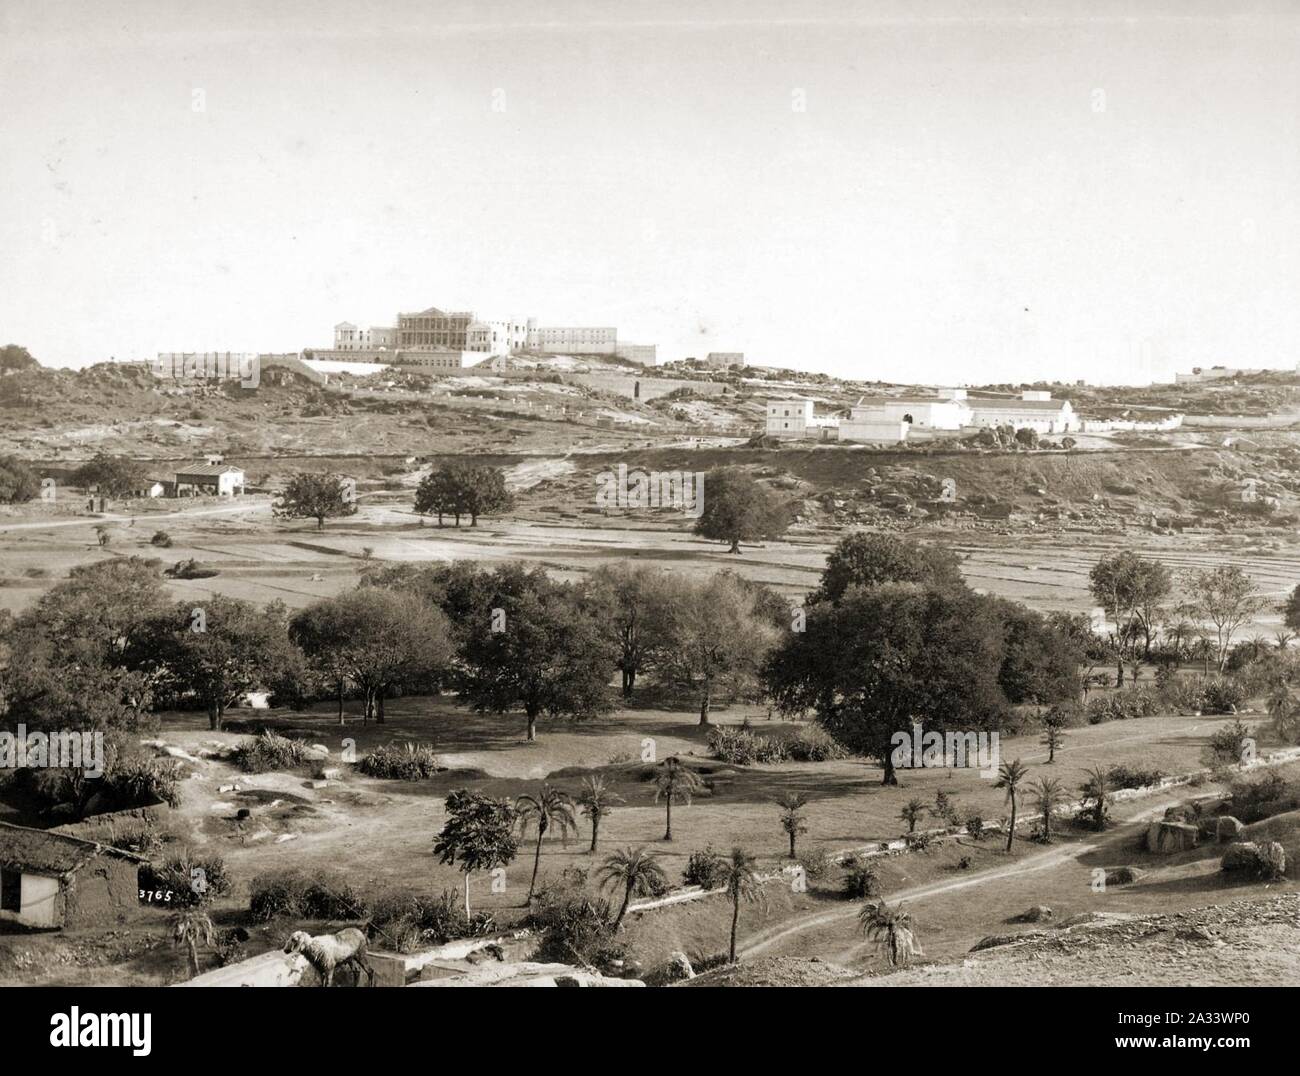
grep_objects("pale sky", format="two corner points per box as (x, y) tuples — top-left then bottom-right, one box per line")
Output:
(1, 0), (1297, 384)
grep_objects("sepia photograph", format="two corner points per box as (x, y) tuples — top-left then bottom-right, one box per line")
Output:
(1, 0), (1297, 1053)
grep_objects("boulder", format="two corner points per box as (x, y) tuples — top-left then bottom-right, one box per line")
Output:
(1104, 866), (1145, 886)
(1215, 816), (1246, 843)
(314, 766), (342, 781)
(1015, 905), (1053, 923)
(1220, 842), (1261, 872)
(1144, 820), (1199, 854)
(663, 952), (695, 982)
(1163, 804), (1199, 824)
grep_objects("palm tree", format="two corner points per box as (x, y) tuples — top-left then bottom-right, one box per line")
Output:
(1079, 765), (1112, 831)
(775, 792), (809, 858)
(1029, 776), (1068, 842)
(1268, 682), (1299, 745)
(652, 756), (703, 841)
(515, 784), (577, 902)
(171, 910), (216, 978)
(597, 846), (668, 930)
(576, 775), (625, 854)
(719, 846), (764, 962)
(994, 758), (1029, 852)
(899, 798), (926, 835)
(858, 900), (922, 967)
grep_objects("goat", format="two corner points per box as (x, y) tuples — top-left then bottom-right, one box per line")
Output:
(283, 928), (375, 987)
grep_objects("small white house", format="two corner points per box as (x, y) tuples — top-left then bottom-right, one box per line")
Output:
(174, 463), (246, 497)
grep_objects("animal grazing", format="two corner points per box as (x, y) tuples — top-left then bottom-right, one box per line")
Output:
(283, 928), (375, 987)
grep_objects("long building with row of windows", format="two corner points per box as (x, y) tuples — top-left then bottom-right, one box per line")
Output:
(325, 306), (656, 367)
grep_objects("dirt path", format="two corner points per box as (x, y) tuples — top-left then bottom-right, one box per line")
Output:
(739, 796), (1182, 959)
(0, 500), (271, 533)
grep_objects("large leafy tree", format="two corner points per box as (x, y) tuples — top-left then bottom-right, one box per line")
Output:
(73, 452), (146, 497)
(0, 344), (39, 374)
(1181, 565), (1265, 672)
(0, 455), (39, 503)
(810, 532), (964, 605)
(129, 598), (295, 730)
(457, 571), (615, 741)
(988, 598), (1082, 706)
(5, 558), (168, 735)
(433, 790), (518, 917)
(275, 472), (357, 530)
(765, 583), (1008, 784)
(289, 588), (453, 724)
(693, 467), (790, 553)
(1281, 584), (1300, 636)
(414, 463), (513, 527)
(1088, 552), (1171, 677)
(659, 572), (780, 724)
(586, 563), (677, 697)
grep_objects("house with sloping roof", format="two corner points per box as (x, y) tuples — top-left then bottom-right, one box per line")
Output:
(174, 462), (245, 496)
(967, 391), (1077, 433)
(0, 821), (145, 929)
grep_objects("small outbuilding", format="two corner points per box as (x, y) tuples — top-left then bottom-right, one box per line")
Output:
(0, 821), (144, 930)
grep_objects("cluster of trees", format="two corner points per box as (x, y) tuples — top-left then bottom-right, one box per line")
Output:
(414, 463), (513, 527)
(1087, 550), (1270, 680)
(764, 532), (1084, 783)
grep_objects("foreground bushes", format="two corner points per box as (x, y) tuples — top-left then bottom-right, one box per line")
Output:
(140, 853), (231, 907)
(707, 723), (847, 765)
(369, 888), (495, 952)
(248, 868), (370, 922)
(357, 742), (443, 780)
(231, 731), (309, 773)
(527, 868), (621, 967)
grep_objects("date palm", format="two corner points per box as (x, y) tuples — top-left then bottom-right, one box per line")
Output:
(994, 758), (1029, 852)
(515, 784), (577, 903)
(1079, 764), (1113, 831)
(899, 798), (926, 835)
(775, 792), (809, 858)
(719, 846), (764, 963)
(652, 756), (703, 841)
(859, 900), (922, 967)
(597, 846), (668, 930)
(1029, 776), (1068, 842)
(171, 910), (216, 978)
(577, 775), (625, 854)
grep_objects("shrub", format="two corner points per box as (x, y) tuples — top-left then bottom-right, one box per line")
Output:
(785, 725), (847, 762)
(841, 863), (880, 900)
(905, 831), (936, 853)
(706, 726), (787, 765)
(104, 758), (183, 809)
(796, 848), (832, 880)
(965, 814), (986, 842)
(1199, 678), (1247, 715)
(247, 868), (371, 923)
(230, 730), (308, 773)
(683, 846), (728, 889)
(368, 888), (491, 951)
(140, 853), (230, 908)
(150, 531), (173, 547)
(164, 558), (219, 580)
(956, 854), (972, 870)
(357, 742), (444, 780)
(1106, 765), (1166, 791)
(1228, 772), (1298, 823)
